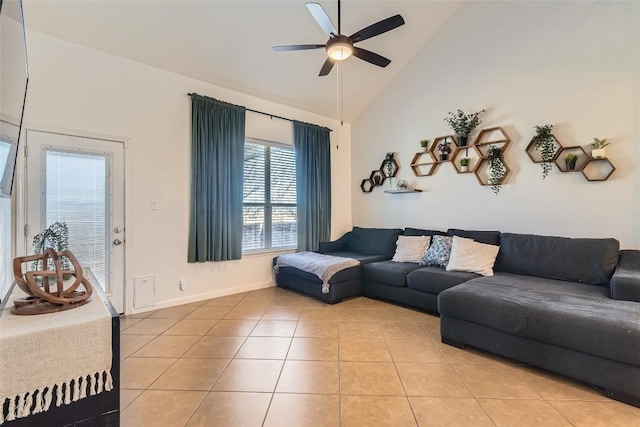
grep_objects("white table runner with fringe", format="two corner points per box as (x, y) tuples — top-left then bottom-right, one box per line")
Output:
(0, 283), (113, 424)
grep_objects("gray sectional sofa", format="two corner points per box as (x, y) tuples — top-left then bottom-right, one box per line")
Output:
(274, 226), (640, 407)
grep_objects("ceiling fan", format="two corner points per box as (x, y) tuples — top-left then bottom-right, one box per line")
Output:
(273, 0), (405, 76)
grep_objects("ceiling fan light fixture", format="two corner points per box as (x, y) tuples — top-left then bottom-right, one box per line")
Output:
(326, 37), (353, 60)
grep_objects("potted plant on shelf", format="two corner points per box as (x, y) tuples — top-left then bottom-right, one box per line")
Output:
(487, 145), (506, 195)
(460, 157), (470, 172)
(531, 124), (556, 180)
(437, 141), (452, 161)
(396, 180), (409, 190)
(564, 153), (579, 171)
(591, 138), (609, 158)
(444, 109), (485, 147)
(420, 139), (430, 151)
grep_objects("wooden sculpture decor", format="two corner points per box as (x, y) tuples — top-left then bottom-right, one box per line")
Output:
(12, 248), (93, 315)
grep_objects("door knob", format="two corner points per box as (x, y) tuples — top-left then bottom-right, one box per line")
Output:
(114, 227), (122, 233)
(113, 239), (123, 246)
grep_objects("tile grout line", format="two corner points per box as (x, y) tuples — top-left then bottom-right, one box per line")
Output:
(259, 298), (293, 427)
(382, 323), (419, 427)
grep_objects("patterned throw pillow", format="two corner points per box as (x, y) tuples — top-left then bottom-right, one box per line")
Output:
(420, 235), (454, 268)
(392, 235), (431, 263)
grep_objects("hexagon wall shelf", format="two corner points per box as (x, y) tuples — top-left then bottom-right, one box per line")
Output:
(452, 145), (479, 174)
(473, 127), (511, 158)
(369, 169), (386, 186)
(360, 178), (374, 193)
(473, 157), (511, 188)
(581, 158), (615, 182)
(410, 150), (438, 177)
(525, 134), (562, 164)
(380, 158), (399, 178)
(429, 135), (457, 163)
(554, 146), (589, 173)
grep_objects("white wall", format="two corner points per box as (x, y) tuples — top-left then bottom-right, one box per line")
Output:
(0, 197), (12, 300)
(352, 1), (640, 248)
(19, 30), (352, 313)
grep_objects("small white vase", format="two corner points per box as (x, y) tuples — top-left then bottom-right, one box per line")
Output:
(592, 148), (605, 158)
(461, 166), (469, 172)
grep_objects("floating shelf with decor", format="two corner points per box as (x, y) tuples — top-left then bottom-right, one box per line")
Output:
(385, 189), (423, 194)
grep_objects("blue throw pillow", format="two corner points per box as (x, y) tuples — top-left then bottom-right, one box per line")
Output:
(420, 235), (454, 268)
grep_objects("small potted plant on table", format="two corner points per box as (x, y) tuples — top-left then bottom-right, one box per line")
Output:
(444, 109), (485, 147)
(437, 141), (452, 161)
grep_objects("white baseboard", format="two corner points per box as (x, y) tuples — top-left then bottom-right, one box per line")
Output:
(126, 281), (275, 315)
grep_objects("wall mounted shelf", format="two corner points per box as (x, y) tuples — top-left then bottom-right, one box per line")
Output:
(360, 178), (374, 193)
(472, 127), (512, 193)
(581, 157), (615, 181)
(384, 189), (423, 193)
(525, 134), (562, 164)
(554, 146), (589, 173)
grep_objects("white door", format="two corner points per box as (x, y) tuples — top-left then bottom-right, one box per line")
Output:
(25, 130), (125, 313)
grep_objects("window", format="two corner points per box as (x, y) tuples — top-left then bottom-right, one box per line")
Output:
(242, 139), (297, 252)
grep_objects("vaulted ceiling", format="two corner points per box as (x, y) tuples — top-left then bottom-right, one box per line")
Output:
(22, 1), (461, 122)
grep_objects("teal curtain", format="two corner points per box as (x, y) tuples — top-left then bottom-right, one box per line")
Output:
(188, 95), (245, 262)
(294, 121), (331, 251)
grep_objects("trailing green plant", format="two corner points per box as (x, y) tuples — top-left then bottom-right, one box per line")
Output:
(460, 157), (470, 166)
(444, 109), (485, 137)
(532, 124), (556, 180)
(420, 139), (430, 148)
(487, 145), (506, 195)
(592, 138), (610, 149)
(30, 221), (71, 274)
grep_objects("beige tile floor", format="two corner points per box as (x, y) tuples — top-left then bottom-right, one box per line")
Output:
(120, 287), (640, 427)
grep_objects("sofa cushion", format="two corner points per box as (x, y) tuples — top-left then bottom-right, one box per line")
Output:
(346, 227), (403, 258)
(447, 229), (501, 246)
(362, 261), (422, 287)
(277, 252), (386, 284)
(404, 227), (446, 237)
(495, 233), (619, 285)
(407, 267), (480, 294)
(278, 265), (361, 284)
(438, 273), (640, 366)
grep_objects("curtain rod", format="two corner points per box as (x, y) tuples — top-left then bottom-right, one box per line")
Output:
(188, 93), (332, 132)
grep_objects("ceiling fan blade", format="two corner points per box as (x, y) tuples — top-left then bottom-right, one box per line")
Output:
(273, 44), (326, 52)
(306, 2), (337, 37)
(349, 14), (405, 43)
(352, 47), (391, 67)
(319, 58), (335, 76)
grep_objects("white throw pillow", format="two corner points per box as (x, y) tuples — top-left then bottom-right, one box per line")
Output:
(392, 235), (431, 263)
(446, 236), (500, 276)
